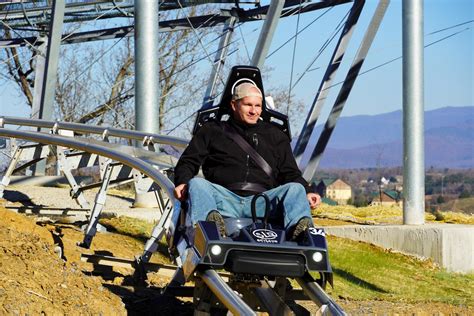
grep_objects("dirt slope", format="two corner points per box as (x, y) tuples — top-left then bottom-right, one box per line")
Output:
(0, 197), (196, 315)
(0, 205), (127, 315)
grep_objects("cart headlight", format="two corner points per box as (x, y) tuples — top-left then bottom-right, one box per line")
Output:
(210, 245), (222, 256)
(312, 251), (323, 263)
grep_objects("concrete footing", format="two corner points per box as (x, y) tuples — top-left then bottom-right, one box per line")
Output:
(324, 224), (474, 273)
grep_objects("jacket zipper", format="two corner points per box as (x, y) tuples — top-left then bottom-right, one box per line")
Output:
(245, 133), (259, 183)
(245, 154), (250, 182)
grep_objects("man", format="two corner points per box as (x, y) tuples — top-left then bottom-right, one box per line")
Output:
(173, 82), (320, 239)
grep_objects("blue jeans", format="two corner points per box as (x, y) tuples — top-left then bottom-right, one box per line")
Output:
(187, 178), (311, 230)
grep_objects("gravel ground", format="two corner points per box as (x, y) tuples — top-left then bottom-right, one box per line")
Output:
(3, 185), (161, 222)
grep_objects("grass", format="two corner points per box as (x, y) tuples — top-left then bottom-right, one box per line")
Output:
(324, 236), (474, 306)
(426, 211), (474, 224)
(440, 197), (474, 215)
(311, 204), (474, 305)
(98, 216), (172, 263)
(99, 216), (155, 240)
(107, 187), (135, 199)
(312, 204), (474, 225)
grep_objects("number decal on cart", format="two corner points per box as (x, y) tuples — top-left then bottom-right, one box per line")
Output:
(308, 228), (326, 237)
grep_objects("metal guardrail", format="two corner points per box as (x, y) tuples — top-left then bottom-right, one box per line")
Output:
(0, 128), (176, 207)
(0, 116), (188, 149)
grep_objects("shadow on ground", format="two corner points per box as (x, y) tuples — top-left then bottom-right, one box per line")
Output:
(333, 268), (388, 293)
(81, 250), (194, 315)
(103, 284), (194, 315)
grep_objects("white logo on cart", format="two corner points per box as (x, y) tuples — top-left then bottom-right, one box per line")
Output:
(252, 229), (278, 243)
(308, 228), (326, 237)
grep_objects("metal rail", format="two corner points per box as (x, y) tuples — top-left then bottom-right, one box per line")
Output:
(0, 118), (180, 253)
(0, 116), (188, 149)
(0, 128), (176, 208)
(198, 269), (256, 315)
(296, 276), (346, 316)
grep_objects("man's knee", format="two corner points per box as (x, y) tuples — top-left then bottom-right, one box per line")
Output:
(188, 177), (211, 191)
(282, 182), (307, 197)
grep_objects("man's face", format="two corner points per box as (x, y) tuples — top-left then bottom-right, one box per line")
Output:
(231, 94), (263, 125)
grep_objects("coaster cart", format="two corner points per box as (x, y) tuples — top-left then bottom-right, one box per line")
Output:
(163, 66), (345, 315)
(168, 193), (342, 315)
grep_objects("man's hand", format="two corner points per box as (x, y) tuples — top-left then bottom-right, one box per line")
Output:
(174, 183), (188, 201)
(307, 192), (321, 209)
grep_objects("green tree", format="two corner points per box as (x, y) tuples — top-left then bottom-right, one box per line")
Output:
(353, 195), (369, 207)
(436, 195), (445, 204)
(459, 190), (471, 199)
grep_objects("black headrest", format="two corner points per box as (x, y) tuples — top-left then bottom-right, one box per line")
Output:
(217, 65), (267, 116)
(193, 65), (291, 138)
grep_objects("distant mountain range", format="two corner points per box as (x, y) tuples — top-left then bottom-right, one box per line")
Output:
(314, 106), (474, 169)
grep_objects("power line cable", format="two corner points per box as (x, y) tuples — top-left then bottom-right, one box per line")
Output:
(266, 6), (333, 59)
(238, 22), (252, 63)
(2, 6), (471, 133)
(290, 6), (350, 90)
(64, 35), (125, 85)
(287, 0), (303, 110)
(1, 2), (127, 80)
(0, 20), (40, 52)
(61, 10), (237, 126)
(63, 11), (221, 99)
(162, 5), (322, 135)
(319, 26), (472, 93)
(175, 0), (225, 86)
(427, 19), (473, 36)
(174, 0), (313, 71)
(71, 44), (240, 128)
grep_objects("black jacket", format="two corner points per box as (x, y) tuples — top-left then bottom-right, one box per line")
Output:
(174, 118), (311, 196)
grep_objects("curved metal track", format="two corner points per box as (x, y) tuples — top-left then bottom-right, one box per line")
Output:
(198, 269), (257, 315)
(0, 116), (188, 149)
(0, 129), (176, 199)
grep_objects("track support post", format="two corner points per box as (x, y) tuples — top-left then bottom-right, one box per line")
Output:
(78, 159), (116, 248)
(56, 146), (90, 209)
(0, 144), (22, 198)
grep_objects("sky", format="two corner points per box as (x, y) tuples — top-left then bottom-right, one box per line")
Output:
(0, 0), (473, 121)
(252, 0), (473, 118)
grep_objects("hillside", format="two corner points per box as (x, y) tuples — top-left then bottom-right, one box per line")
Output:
(439, 197), (474, 215)
(314, 106), (473, 168)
